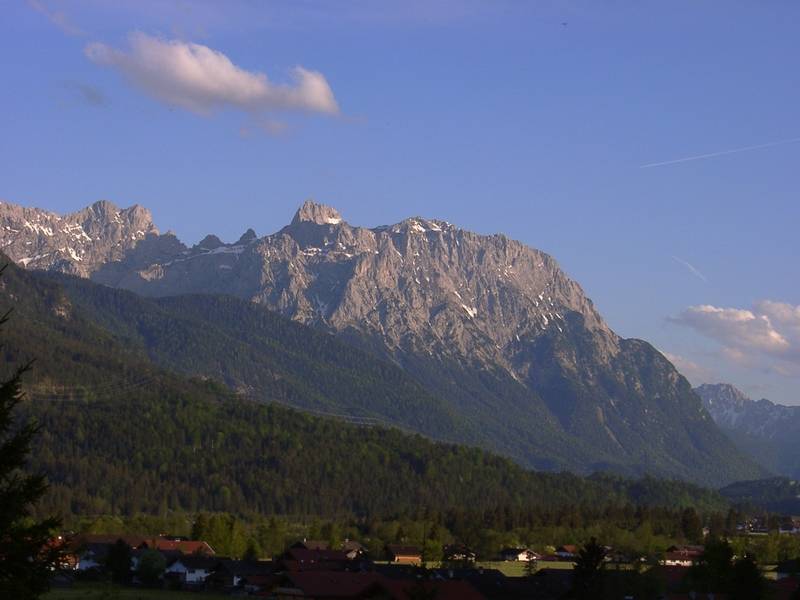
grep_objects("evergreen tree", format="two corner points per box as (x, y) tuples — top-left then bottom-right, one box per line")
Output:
(105, 539), (132, 584)
(730, 554), (767, 600)
(686, 537), (733, 594)
(680, 507), (703, 541)
(244, 539), (262, 561)
(0, 301), (61, 599)
(524, 551), (538, 577)
(572, 537), (607, 599)
(137, 548), (166, 587)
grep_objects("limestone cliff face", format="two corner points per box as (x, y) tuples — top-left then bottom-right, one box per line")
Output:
(82, 200), (617, 375)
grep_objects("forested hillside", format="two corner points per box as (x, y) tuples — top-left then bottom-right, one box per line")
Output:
(720, 478), (800, 515)
(0, 260), (728, 520)
(21, 269), (472, 442)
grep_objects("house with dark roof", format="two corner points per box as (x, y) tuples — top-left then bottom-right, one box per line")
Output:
(340, 540), (367, 560)
(555, 545), (578, 559)
(208, 559), (274, 589)
(442, 544), (476, 563)
(292, 539), (330, 550)
(281, 548), (354, 572)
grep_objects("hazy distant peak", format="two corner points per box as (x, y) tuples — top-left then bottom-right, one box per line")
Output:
(236, 228), (257, 245)
(696, 383), (751, 405)
(197, 234), (224, 250)
(291, 200), (343, 226)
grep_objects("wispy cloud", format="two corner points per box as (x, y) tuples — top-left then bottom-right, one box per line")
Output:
(62, 80), (108, 107)
(661, 351), (714, 384)
(640, 136), (800, 168)
(671, 256), (707, 283)
(670, 301), (800, 376)
(27, 0), (84, 36)
(84, 33), (339, 117)
(240, 118), (289, 138)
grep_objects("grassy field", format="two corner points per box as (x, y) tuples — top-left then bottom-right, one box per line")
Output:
(475, 560), (575, 576)
(45, 584), (228, 600)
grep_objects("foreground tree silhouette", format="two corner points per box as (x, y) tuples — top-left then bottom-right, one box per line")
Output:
(730, 554), (768, 600)
(105, 539), (132, 584)
(686, 537), (734, 593)
(0, 303), (62, 598)
(571, 537), (607, 599)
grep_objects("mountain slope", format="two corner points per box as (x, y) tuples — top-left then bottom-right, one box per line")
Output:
(0, 260), (728, 519)
(37, 271), (474, 443)
(2, 200), (767, 484)
(696, 383), (800, 478)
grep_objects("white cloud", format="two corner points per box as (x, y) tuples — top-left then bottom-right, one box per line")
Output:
(755, 300), (800, 346)
(670, 301), (800, 374)
(84, 33), (339, 117)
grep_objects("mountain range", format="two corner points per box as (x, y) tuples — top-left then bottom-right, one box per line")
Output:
(0, 198), (767, 485)
(695, 383), (800, 479)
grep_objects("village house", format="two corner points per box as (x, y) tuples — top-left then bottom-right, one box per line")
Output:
(385, 544), (423, 565)
(69, 535), (147, 571)
(779, 518), (800, 535)
(65, 533), (215, 577)
(443, 544), (477, 563)
(499, 547), (539, 562)
(340, 539), (367, 560)
(146, 538), (215, 555)
(291, 539), (330, 550)
(281, 547), (354, 572)
(661, 544), (704, 567)
(164, 555), (220, 586)
(555, 545), (578, 560)
(207, 558), (274, 589)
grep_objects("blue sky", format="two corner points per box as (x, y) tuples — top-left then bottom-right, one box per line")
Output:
(2, 0), (799, 403)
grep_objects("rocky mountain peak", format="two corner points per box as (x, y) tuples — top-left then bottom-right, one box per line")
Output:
(88, 199), (119, 215)
(291, 200), (344, 226)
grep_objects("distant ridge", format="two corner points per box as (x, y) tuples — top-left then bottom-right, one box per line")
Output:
(696, 383), (800, 478)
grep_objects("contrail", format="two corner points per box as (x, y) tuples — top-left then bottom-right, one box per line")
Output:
(640, 136), (800, 168)
(671, 256), (708, 283)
